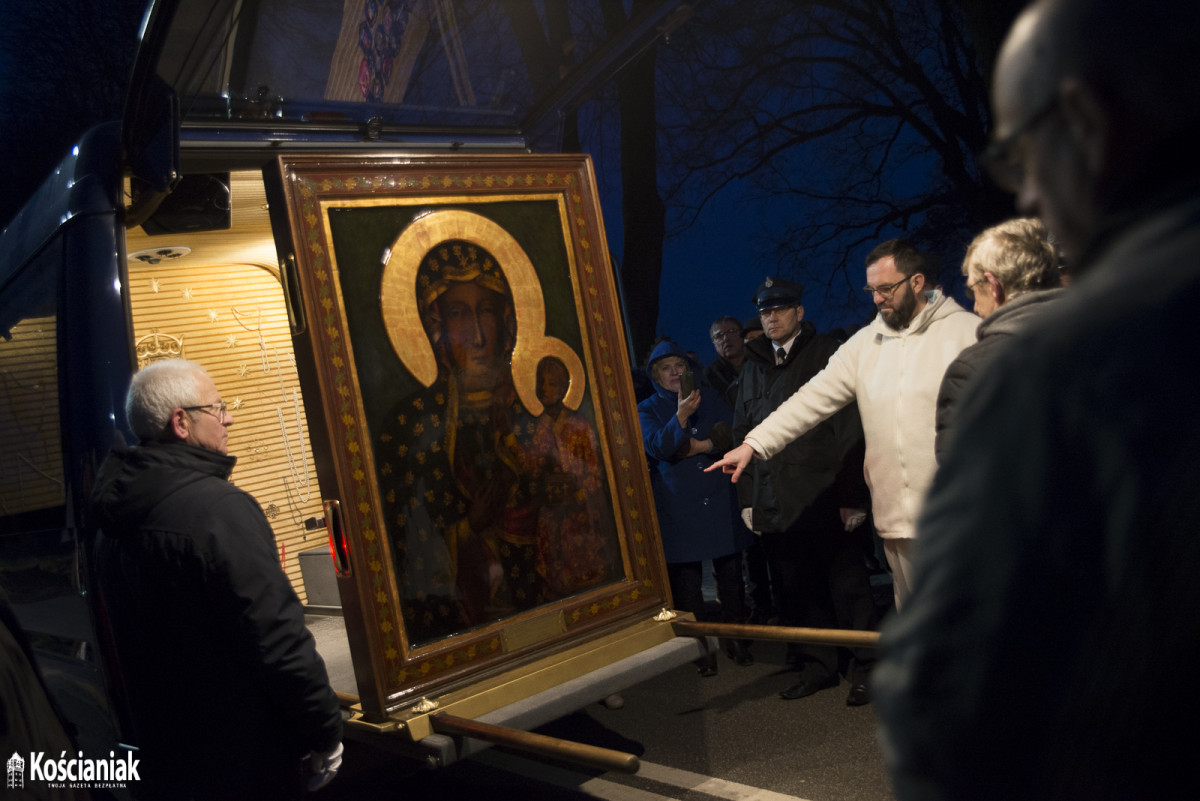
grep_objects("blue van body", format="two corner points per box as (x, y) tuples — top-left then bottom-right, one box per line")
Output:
(0, 120), (135, 775)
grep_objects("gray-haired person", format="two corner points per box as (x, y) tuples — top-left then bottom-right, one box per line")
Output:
(91, 359), (342, 800)
(933, 218), (1064, 461)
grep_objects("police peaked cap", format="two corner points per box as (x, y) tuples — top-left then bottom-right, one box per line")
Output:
(753, 277), (805, 311)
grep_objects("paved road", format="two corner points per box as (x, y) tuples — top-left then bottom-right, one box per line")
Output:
(316, 626), (894, 801)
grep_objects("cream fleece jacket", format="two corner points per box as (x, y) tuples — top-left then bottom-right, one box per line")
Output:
(744, 291), (978, 539)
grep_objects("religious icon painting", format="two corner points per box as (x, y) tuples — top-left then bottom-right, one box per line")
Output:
(274, 154), (670, 713)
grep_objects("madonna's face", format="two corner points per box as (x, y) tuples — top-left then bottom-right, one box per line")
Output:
(439, 281), (509, 392)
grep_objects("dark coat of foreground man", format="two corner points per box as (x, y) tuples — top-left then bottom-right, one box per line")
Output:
(873, 0), (1200, 798)
(93, 442), (342, 798)
(876, 197), (1200, 800)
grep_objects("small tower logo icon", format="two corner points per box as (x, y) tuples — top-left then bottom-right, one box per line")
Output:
(6, 752), (25, 789)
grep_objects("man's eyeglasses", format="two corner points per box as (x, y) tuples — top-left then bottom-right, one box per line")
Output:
(711, 328), (741, 341)
(182, 401), (229, 419)
(979, 93), (1060, 193)
(863, 277), (912, 299)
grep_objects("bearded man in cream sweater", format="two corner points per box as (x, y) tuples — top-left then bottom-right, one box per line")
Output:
(709, 239), (977, 608)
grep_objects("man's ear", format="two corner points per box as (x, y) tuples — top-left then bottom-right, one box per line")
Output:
(795, 304), (805, 321)
(910, 272), (926, 293)
(169, 408), (190, 441)
(1059, 77), (1111, 177)
(985, 271), (1006, 305)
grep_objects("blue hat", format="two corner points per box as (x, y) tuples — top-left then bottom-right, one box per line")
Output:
(753, 277), (804, 311)
(646, 340), (699, 383)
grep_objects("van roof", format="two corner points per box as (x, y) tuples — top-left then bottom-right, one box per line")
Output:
(127, 0), (691, 156)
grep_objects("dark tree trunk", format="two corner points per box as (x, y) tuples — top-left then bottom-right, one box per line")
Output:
(602, 0), (664, 365)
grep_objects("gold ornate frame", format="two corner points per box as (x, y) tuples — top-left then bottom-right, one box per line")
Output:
(276, 154), (668, 714)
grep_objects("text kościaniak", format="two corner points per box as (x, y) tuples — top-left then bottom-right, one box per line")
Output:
(28, 750), (140, 784)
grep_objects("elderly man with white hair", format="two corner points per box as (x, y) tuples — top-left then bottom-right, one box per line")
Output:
(933, 217), (1064, 461)
(91, 359), (342, 800)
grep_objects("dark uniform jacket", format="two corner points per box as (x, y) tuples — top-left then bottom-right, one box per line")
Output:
(91, 442), (341, 800)
(733, 321), (867, 533)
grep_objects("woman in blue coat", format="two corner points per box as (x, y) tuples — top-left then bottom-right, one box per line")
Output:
(638, 340), (753, 673)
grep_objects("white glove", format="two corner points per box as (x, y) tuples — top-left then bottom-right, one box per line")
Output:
(840, 508), (868, 532)
(308, 741), (343, 792)
(740, 508), (761, 536)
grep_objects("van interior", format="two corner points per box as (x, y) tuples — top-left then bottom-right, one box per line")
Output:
(124, 170), (327, 604)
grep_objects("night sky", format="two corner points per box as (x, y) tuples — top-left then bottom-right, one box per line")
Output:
(655, 185), (883, 362)
(0, 0), (984, 370)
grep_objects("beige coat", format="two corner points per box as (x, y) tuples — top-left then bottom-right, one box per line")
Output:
(744, 291), (978, 539)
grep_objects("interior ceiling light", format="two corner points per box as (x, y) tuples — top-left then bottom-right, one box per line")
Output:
(129, 246), (191, 265)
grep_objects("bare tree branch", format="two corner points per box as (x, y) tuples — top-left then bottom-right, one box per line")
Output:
(657, 0), (1012, 295)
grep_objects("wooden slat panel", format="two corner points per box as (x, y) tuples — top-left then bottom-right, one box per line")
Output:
(128, 258), (327, 603)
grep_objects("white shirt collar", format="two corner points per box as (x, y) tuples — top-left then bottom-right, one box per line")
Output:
(771, 330), (802, 363)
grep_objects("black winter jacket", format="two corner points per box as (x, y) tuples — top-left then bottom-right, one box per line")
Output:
(702, 355), (742, 408)
(933, 288), (1065, 462)
(91, 442), (340, 799)
(733, 321), (867, 533)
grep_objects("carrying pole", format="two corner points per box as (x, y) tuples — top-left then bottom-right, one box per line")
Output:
(671, 619), (880, 649)
(334, 693), (641, 773)
(429, 712), (641, 774)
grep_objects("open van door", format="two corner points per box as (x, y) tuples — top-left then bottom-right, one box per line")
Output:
(111, 0), (704, 769)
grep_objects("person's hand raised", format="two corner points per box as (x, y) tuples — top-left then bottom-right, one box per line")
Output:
(675, 389), (701, 427)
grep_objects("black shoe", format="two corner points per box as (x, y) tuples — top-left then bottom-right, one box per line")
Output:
(728, 640), (753, 666)
(779, 675), (838, 700)
(845, 683), (870, 707)
(696, 653), (718, 677)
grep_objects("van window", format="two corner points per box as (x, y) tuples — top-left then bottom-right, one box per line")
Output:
(0, 247), (65, 529)
(0, 241), (70, 608)
(156, 0), (602, 132)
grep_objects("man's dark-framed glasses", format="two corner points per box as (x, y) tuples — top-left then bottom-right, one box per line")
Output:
(863, 277), (912, 299)
(182, 401), (228, 418)
(979, 93), (1060, 193)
